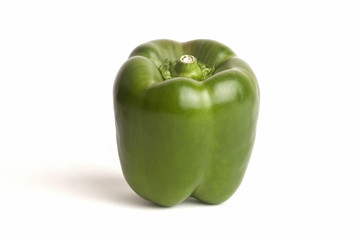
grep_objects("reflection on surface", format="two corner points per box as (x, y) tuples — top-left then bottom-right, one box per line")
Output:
(212, 80), (240, 105)
(179, 86), (211, 110)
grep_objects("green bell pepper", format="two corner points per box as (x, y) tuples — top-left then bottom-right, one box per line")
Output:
(113, 39), (260, 207)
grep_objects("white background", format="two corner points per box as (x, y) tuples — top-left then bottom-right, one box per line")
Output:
(1, 0), (359, 239)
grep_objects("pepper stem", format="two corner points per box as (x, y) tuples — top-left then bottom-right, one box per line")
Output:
(170, 55), (203, 81)
(159, 55), (214, 81)
(180, 55), (196, 64)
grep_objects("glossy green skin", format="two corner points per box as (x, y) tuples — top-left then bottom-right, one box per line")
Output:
(113, 39), (260, 207)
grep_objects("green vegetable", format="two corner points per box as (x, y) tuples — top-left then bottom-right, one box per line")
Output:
(113, 39), (260, 207)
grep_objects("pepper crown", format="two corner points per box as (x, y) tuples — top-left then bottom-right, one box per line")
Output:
(159, 55), (214, 81)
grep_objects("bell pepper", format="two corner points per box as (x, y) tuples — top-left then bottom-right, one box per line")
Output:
(113, 39), (260, 207)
